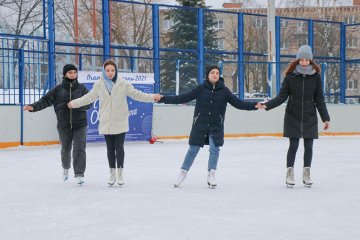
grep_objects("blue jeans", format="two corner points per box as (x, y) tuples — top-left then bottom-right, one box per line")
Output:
(181, 136), (220, 171)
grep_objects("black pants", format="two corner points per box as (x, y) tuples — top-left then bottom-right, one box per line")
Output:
(57, 126), (87, 177)
(104, 133), (126, 169)
(287, 138), (314, 168)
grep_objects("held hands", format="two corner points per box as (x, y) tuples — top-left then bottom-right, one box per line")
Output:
(67, 102), (73, 109)
(154, 94), (163, 102)
(323, 121), (330, 130)
(23, 105), (33, 111)
(255, 102), (267, 110)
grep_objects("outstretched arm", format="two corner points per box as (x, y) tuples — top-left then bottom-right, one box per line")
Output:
(126, 81), (156, 103)
(68, 84), (99, 109)
(226, 88), (257, 110)
(264, 77), (290, 111)
(24, 88), (56, 112)
(159, 85), (201, 104)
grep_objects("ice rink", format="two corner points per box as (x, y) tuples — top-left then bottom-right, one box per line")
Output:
(0, 136), (359, 240)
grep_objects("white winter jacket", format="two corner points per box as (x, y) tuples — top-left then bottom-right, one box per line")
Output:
(70, 76), (154, 135)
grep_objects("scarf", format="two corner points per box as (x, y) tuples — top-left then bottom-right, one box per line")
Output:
(102, 68), (117, 94)
(294, 64), (316, 76)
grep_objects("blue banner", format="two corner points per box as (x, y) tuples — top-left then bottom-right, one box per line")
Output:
(80, 72), (154, 143)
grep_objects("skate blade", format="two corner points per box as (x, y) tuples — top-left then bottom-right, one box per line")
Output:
(286, 183), (295, 188)
(303, 181), (313, 187)
(208, 183), (217, 189)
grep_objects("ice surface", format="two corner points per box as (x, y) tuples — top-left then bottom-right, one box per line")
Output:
(0, 137), (359, 240)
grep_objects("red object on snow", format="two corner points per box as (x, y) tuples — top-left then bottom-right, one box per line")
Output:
(149, 136), (158, 144)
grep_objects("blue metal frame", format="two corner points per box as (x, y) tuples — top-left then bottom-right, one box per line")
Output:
(197, 8), (204, 84)
(275, 16), (281, 94)
(340, 22), (346, 103)
(102, 0), (111, 60)
(18, 49), (25, 145)
(152, 4), (160, 93)
(237, 13), (244, 99)
(308, 19), (314, 49)
(0, 0), (358, 105)
(47, 0), (55, 88)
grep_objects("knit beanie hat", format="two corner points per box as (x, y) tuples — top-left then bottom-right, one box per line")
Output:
(205, 65), (220, 80)
(63, 64), (78, 77)
(296, 45), (313, 60)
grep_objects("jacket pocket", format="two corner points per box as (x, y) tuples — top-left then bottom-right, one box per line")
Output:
(219, 114), (224, 126)
(193, 113), (200, 125)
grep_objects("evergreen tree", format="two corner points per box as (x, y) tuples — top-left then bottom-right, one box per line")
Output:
(160, 0), (219, 94)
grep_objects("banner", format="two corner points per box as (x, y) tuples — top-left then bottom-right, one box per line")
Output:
(78, 71), (154, 143)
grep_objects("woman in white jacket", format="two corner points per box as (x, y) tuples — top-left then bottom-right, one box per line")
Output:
(68, 59), (161, 185)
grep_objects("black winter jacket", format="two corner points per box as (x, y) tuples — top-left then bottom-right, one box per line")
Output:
(265, 72), (330, 139)
(159, 78), (257, 147)
(30, 78), (91, 129)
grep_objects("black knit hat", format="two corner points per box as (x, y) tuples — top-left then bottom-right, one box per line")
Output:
(205, 65), (220, 80)
(63, 64), (78, 77)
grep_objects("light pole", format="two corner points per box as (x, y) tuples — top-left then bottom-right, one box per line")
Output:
(267, 0), (277, 97)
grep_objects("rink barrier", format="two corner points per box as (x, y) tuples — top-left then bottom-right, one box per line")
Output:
(0, 141), (60, 149)
(1, 132), (360, 149)
(156, 132), (360, 140)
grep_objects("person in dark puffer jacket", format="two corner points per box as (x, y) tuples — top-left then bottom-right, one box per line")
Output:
(257, 45), (330, 187)
(159, 65), (259, 188)
(23, 64), (91, 184)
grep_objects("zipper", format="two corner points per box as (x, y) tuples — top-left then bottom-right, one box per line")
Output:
(193, 113), (200, 125)
(70, 83), (73, 129)
(301, 75), (305, 138)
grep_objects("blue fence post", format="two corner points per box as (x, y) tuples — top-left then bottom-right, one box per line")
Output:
(275, 16), (281, 95)
(19, 48), (24, 145)
(102, 0), (111, 61)
(340, 23), (346, 103)
(197, 8), (204, 84)
(152, 4), (160, 93)
(237, 13), (244, 99)
(308, 19), (314, 48)
(79, 53), (83, 70)
(47, 0), (55, 89)
(320, 63), (326, 95)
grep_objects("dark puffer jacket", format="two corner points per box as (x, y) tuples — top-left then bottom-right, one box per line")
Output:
(265, 72), (330, 139)
(160, 78), (257, 147)
(30, 78), (91, 129)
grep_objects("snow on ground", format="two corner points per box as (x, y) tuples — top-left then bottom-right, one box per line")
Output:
(0, 136), (359, 240)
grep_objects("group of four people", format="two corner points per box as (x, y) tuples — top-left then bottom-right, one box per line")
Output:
(24, 45), (330, 188)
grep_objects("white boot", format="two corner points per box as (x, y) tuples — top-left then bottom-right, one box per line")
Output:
(108, 168), (116, 185)
(207, 169), (217, 188)
(174, 169), (188, 187)
(63, 168), (69, 181)
(76, 176), (84, 185)
(117, 168), (124, 185)
(303, 167), (313, 186)
(286, 167), (295, 186)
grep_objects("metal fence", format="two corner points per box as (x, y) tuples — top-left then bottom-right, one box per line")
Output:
(0, 0), (359, 106)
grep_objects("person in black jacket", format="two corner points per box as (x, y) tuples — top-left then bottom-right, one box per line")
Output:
(256, 45), (330, 187)
(159, 65), (259, 188)
(23, 64), (91, 185)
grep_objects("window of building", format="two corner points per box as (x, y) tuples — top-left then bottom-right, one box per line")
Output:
(163, 19), (174, 30)
(216, 39), (224, 49)
(214, 19), (224, 29)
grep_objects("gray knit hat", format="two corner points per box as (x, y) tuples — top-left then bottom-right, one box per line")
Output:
(296, 45), (313, 60)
